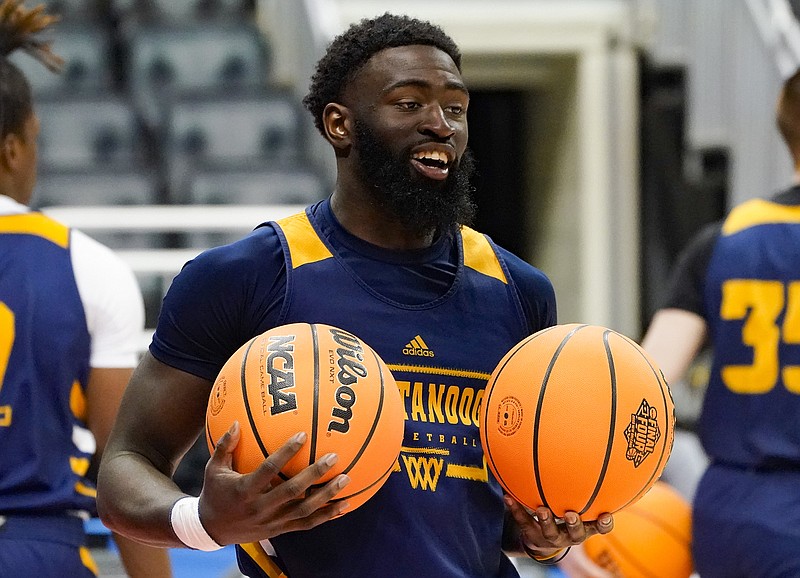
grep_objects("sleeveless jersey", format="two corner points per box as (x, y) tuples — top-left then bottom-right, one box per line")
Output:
(236, 206), (532, 578)
(700, 197), (800, 468)
(0, 212), (95, 515)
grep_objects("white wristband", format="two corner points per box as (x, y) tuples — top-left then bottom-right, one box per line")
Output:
(170, 496), (223, 551)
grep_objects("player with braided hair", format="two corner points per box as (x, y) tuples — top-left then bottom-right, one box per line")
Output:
(0, 2), (172, 576)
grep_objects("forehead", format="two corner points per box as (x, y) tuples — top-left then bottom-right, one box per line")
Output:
(351, 44), (466, 97)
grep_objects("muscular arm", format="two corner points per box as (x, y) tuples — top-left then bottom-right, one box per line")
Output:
(97, 352), (352, 549)
(96, 354), (214, 548)
(87, 366), (174, 576)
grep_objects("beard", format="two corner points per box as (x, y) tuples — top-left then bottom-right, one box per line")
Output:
(353, 119), (477, 238)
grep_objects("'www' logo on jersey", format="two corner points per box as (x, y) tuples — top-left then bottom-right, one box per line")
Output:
(401, 455), (444, 491)
(403, 335), (435, 357)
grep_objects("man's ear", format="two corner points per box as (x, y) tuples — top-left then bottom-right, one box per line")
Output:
(322, 103), (353, 150)
(0, 132), (21, 171)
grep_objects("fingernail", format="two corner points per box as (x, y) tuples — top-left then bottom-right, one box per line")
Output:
(565, 512), (578, 525)
(538, 509), (549, 522)
(338, 501), (350, 514)
(337, 475), (350, 489)
(291, 432), (307, 445)
(503, 497), (513, 508)
(323, 453), (338, 466)
(228, 421), (239, 435)
(599, 515), (612, 528)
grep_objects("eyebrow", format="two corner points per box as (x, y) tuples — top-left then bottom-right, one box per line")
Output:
(382, 78), (470, 98)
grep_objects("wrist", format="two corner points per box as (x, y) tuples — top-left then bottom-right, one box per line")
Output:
(519, 537), (570, 565)
(170, 496), (223, 551)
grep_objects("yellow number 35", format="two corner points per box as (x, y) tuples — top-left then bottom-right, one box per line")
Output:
(721, 279), (800, 394)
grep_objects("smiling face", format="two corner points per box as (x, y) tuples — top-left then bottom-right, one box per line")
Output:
(337, 44), (476, 236)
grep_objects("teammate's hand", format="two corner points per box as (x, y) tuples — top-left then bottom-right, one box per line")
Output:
(505, 496), (613, 557)
(197, 421), (351, 545)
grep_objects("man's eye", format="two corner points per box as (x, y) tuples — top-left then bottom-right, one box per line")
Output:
(397, 102), (420, 110)
(447, 105), (465, 115)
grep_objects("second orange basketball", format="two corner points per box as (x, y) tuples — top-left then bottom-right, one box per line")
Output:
(479, 323), (675, 520)
(205, 322), (405, 513)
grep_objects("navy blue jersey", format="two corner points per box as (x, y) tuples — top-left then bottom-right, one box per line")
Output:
(0, 212), (94, 515)
(699, 193), (800, 468)
(152, 199), (556, 578)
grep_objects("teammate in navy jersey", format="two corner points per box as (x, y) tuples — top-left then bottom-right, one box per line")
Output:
(97, 13), (613, 577)
(626, 69), (800, 577)
(0, 2), (172, 577)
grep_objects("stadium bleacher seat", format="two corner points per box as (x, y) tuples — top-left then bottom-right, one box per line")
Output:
(36, 94), (145, 170)
(179, 162), (326, 246)
(112, 0), (254, 24)
(33, 167), (161, 212)
(125, 22), (270, 129)
(43, 0), (109, 22)
(8, 24), (113, 96)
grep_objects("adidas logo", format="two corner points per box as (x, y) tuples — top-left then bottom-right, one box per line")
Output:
(403, 335), (435, 357)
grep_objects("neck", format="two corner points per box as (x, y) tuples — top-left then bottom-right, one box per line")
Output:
(329, 188), (436, 251)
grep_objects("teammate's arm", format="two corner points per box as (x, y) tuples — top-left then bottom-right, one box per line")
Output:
(641, 308), (707, 385)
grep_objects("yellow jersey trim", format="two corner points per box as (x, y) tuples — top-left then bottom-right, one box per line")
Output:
(277, 212), (332, 269)
(722, 199), (800, 236)
(0, 213), (69, 248)
(240, 542), (288, 578)
(460, 226), (507, 284)
(387, 363), (491, 381)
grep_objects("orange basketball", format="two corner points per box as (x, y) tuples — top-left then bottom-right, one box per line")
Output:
(205, 322), (405, 513)
(583, 481), (693, 578)
(479, 323), (675, 520)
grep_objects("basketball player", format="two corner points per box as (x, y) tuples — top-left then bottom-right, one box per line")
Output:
(97, 13), (613, 577)
(624, 69), (800, 577)
(0, 2), (172, 576)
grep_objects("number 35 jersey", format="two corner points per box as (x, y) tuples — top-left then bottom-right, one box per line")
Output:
(688, 187), (800, 469)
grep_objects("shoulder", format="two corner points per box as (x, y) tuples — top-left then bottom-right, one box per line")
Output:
(188, 225), (284, 271)
(71, 229), (140, 301)
(496, 245), (555, 297)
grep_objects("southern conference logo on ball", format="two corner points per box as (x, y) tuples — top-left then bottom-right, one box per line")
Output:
(624, 399), (661, 467)
(496, 396), (523, 436)
(209, 376), (227, 417)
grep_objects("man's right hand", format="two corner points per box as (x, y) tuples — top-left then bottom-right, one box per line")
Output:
(198, 421), (351, 545)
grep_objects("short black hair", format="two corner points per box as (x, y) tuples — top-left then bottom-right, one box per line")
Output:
(303, 12), (462, 135)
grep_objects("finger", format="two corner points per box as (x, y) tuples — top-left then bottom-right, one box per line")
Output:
(534, 506), (562, 543)
(249, 432), (307, 489)
(280, 493), (351, 533)
(209, 421), (240, 471)
(283, 473), (351, 521)
(563, 511), (595, 543)
(595, 513), (614, 535)
(270, 453), (341, 501)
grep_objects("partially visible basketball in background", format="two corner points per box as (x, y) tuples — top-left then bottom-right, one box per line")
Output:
(205, 322), (405, 514)
(480, 323), (675, 520)
(583, 481), (693, 578)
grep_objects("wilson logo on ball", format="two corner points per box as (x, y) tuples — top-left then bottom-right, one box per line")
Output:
(328, 328), (368, 434)
(266, 334), (297, 416)
(624, 399), (661, 467)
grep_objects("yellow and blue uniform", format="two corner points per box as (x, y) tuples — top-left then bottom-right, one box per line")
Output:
(152, 199), (556, 578)
(662, 186), (800, 577)
(0, 210), (97, 577)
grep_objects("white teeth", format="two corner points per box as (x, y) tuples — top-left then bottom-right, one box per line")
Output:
(413, 151), (451, 163)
